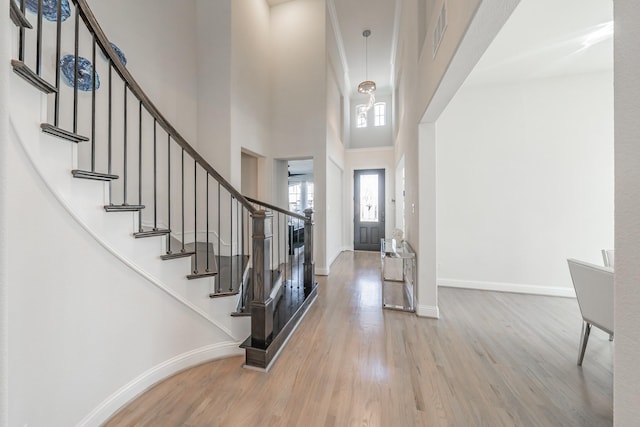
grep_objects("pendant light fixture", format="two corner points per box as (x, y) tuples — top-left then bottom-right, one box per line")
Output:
(357, 29), (376, 119)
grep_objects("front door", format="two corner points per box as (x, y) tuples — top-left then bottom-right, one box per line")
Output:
(354, 169), (385, 251)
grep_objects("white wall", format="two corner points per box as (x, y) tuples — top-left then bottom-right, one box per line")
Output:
(270, 0), (329, 273)
(231, 0), (271, 189)
(6, 126), (238, 427)
(241, 151), (259, 198)
(326, 14), (347, 270)
(392, 0), (423, 312)
(614, 1), (640, 424)
(5, 2), (252, 424)
(326, 158), (344, 265)
(436, 72), (614, 295)
(344, 147), (396, 251)
(195, 0), (232, 178)
(393, 0), (520, 317)
(0, 1), (9, 423)
(417, 0), (481, 116)
(395, 156), (405, 235)
(88, 0), (199, 145)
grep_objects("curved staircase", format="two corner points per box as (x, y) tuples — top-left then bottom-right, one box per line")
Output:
(6, 0), (317, 423)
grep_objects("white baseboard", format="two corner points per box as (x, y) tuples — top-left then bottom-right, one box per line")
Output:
(316, 267), (330, 276)
(78, 341), (244, 426)
(438, 278), (576, 298)
(416, 304), (440, 318)
(323, 247), (351, 275)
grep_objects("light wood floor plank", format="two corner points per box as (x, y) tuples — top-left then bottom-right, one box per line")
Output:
(105, 251), (613, 426)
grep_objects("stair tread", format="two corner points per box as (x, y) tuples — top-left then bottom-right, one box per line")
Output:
(187, 270), (217, 280)
(161, 250), (196, 260)
(104, 204), (144, 212)
(41, 124), (89, 143)
(230, 311), (251, 317)
(10, 1), (32, 28)
(134, 228), (170, 238)
(73, 170), (119, 181)
(11, 60), (57, 93)
(209, 290), (238, 297)
(209, 255), (249, 295)
(186, 241), (218, 277)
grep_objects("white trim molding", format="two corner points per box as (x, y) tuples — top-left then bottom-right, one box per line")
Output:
(0, 1), (10, 422)
(438, 278), (576, 298)
(326, 0), (350, 92)
(77, 342), (244, 426)
(416, 304), (440, 318)
(315, 266), (330, 276)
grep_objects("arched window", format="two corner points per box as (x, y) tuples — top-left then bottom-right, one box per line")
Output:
(374, 102), (386, 127)
(355, 104), (367, 128)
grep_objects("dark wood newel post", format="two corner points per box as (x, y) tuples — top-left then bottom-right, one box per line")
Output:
(304, 208), (315, 294)
(251, 209), (273, 348)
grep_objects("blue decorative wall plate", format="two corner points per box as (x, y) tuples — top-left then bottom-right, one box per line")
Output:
(109, 43), (127, 66)
(100, 42), (127, 66)
(60, 55), (100, 91)
(25, 0), (71, 22)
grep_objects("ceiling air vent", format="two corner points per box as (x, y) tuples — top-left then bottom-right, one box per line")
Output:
(433, 1), (447, 58)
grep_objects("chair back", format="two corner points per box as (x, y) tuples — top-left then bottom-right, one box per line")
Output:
(567, 259), (614, 334)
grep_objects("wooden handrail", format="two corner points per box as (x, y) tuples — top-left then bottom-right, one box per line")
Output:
(244, 196), (306, 221)
(72, 0), (256, 214)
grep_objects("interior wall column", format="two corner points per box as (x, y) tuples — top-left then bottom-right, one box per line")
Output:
(0, 1), (11, 423)
(417, 122), (438, 318)
(614, 0), (640, 424)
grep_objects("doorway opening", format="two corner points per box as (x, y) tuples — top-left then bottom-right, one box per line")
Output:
(287, 159), (314, 215)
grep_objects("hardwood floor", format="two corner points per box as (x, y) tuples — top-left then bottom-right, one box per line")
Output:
(105, 251), (613, 426)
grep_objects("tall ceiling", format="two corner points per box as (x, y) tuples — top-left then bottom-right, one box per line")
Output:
(268, 0), (612, 107)
(331, 0), (398, 98)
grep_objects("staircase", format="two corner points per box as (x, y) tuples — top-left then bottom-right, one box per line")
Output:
(7, 0), (317, 371)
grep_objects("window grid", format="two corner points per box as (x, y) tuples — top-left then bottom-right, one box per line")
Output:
(374, 102), (386, 127)
(356, 104), (367, 128)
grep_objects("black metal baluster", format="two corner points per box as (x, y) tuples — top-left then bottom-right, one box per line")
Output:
(241, 205), (245, 263)
(298, 218), (302, 288)
(206, 174), (210, 272)
(137, 104), (143, 232)
(107, 62), (112, 203)
(283, 214), (288, 287)
(237, 198), (241, 294)
(91, 35), (97, 171)
(123, 84), (128, 204)
(181, 148), (185, 253)
(35, 0), (43, 75)
(229, 194), (233, 292)
(18, 0), (25, 61)
(153, 120), (158, 230)
(269, 208), (273, 276)
(53, 0), (61, 125)
(73, 4), (79, 134)
(167, 134), (172, 254)
(240, 206), (245, 309)
(217, 182), (221, 293)
(193, 160), (198, 274)
(277, 212), (281, 286)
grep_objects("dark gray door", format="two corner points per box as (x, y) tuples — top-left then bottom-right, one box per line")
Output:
(354, 169), (385, 251)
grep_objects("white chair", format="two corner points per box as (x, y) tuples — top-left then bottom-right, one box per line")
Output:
(601, 249), (614, 268)
(567, 259), (614, 366)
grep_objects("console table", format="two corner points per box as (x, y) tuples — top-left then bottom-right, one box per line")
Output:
(380, 239), (416, 312)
